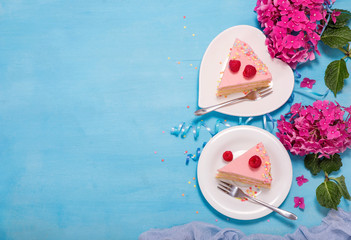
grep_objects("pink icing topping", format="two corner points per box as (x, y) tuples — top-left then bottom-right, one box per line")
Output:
(217, 39), (272, 91)
(217, 142), (272, 183)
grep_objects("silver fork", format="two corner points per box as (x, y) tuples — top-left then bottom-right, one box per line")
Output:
(194, 87), (273, 116)
(218, 180), (297, 220)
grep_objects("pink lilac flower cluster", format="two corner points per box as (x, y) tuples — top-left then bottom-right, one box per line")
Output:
(255, 0), (339, 68)
(277, 100), (351, 158)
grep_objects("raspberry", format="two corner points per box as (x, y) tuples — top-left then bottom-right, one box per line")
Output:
(248, 155), (262, 168)
(229, 60), (241, 73)
(222, 151), (233, 162)
(243, 65), (257, 78)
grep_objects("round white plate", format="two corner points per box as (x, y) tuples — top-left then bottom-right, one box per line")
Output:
(198, 25), (294, 117)
(197, 125), (292, 220)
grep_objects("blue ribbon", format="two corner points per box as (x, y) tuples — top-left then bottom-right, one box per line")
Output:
(185, 142), (207, 165)
(263, 114), (275, 132)
(171, 120), (232, 140)
(294, 70), (302, 82)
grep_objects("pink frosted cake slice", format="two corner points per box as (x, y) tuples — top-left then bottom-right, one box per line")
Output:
(217, 39), (272, 96)
(216, 142), (272, 188)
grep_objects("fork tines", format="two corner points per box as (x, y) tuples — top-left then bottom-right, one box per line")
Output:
(258, 87), (273, 97)
(217, 180), (232, 194)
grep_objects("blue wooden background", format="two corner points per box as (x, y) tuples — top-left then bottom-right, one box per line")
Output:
(0, 0), (350, 239)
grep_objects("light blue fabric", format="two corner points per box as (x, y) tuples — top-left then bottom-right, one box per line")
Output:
(139, 209), (351, 240)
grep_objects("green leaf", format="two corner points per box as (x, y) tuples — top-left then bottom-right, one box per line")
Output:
(321, 26), (351, 48)
(330, 175), (351, 200)
(304, 154), (321, 175)
(327, 9), (351, 28)
(320, 154), (342, 174)
(316, 180), (342, 210)
(324, 59), (349, 96)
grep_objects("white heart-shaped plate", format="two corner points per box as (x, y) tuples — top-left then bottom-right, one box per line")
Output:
(198, 25), (294, 117)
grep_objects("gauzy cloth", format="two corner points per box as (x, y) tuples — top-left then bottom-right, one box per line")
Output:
(139, 208), (351, 240)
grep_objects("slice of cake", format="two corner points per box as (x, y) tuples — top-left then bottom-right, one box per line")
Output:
(217, 38), (272, 96)
(216, 142), (272, 188)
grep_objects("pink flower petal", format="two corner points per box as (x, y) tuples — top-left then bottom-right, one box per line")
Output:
(296, 175), (309, 186)
(300, 77), (316, 89)
(294, 197), (305, 209)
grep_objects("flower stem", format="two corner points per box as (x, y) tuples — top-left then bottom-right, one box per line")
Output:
(324, 171), (329, 181)
(338, 46), (351, 60)
(338, 47), (348, 54)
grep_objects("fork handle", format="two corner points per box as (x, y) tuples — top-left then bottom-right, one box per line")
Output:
(194, 97), (246, 116)
(246, 195), (298, 220)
